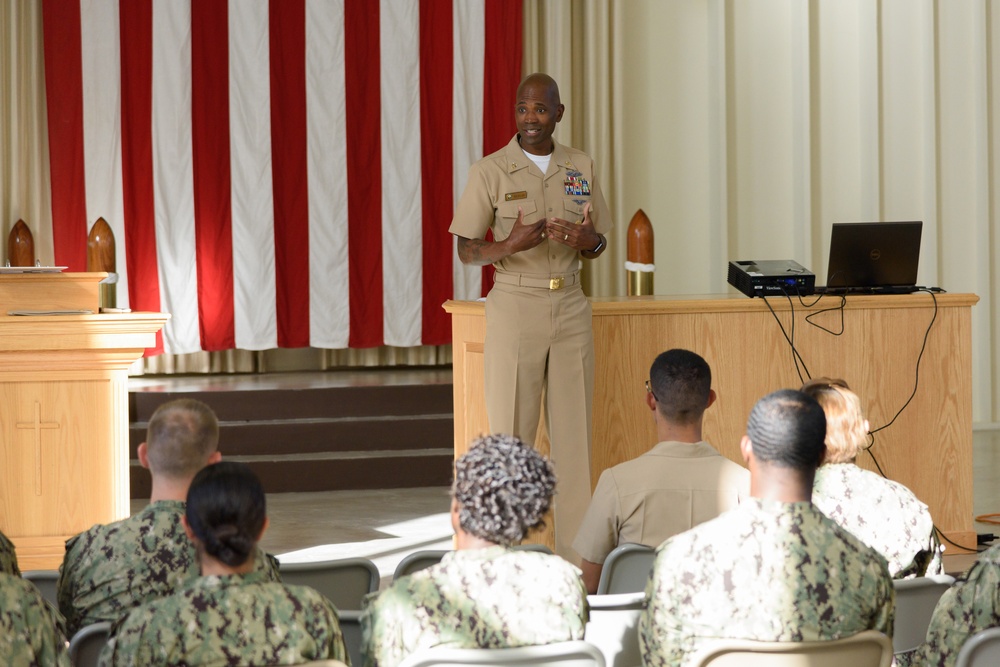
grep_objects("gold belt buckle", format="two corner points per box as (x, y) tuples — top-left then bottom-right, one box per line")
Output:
(549, 277), (564, 290)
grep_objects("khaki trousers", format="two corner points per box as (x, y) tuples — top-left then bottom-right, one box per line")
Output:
(484, 281), (594, 560)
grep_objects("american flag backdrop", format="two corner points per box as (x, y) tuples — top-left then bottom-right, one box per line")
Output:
(40, 0), (521, 355)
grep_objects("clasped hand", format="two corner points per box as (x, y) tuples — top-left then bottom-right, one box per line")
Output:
(506, 203), (600, 253)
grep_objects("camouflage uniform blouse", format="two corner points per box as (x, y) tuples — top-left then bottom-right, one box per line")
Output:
(99, 570), (348, 666)
(904, 542), (1000, 667)
(639, 498), (895, 667)
(0, 572), (69, 666)
(0, 530), (20, 576)
(813, 462), (943, 578)
(58, 499), (281, 635)
(360, 546), (589, 667)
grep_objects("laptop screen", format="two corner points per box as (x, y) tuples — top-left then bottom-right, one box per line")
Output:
(825, 221), (922, 290)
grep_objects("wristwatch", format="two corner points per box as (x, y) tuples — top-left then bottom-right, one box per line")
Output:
(590, 235), (605, 253)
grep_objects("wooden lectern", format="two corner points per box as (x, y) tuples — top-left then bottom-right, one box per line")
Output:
(0, 272), (168, 569)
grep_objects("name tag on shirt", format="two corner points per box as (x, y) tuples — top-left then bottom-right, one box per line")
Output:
(505, 191), (528, 201)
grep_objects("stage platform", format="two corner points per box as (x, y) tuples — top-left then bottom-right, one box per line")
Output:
(128, 368), (455, 497)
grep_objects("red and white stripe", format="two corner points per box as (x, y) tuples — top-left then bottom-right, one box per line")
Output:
(41, 0), (520, 354)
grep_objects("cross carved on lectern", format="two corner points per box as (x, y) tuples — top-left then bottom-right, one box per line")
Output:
(15, 402), (60, 496)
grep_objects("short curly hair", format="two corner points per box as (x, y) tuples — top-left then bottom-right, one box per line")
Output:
(452, 434), (557, 546)
(746, 389), (827, 471)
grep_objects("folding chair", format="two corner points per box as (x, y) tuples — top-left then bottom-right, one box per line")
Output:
(397, 640), (606, 667)
(279, 557), (379, 610)
(690, 630), (892, 667)
(596, 544), (655, 595)
(891, 575), (954, 653)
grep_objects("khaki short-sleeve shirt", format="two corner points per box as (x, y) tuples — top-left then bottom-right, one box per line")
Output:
(449, 135), (612, 277)
(573, 441), (751, 564)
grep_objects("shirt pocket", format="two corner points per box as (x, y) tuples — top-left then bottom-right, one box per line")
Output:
(562, 199), (586, 222)
(495, 200), (539, 240)
(498, 200), (538, 219)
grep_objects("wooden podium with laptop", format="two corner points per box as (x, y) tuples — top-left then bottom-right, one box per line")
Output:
(0, 271), (168, 569)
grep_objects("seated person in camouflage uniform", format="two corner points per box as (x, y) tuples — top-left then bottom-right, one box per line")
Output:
(58, 398), (280, 636)
(0, 530), (19, 576)
(574, 348), (750, 593)
(0, 571), (69, 665)
(801, 378), (943, 579)
(100, 461), (348, 666)
(361, 434), (588, 667)
(639, 389), (895, 667)
(901, 545), (1000, 667)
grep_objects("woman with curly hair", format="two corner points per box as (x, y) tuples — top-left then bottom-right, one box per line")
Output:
(361, 434), (588, 667)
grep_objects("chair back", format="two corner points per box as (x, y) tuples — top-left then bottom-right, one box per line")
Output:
(689, 630), (893, 667)
(397, 640), (606, 667)
(23, 569), (59, 606)
(892, 574), (955, 653)
(956, 627), (1000, 667)
(585, 592), (644, 667)
(69, 622), (112, 667)
(338, 609), (364, 667)
(279, 557), (379, 610)
(596, 544), (656, 595)
(393, 550), (449, 581)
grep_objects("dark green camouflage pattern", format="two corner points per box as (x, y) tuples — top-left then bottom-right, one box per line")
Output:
(58, 500), (281, 636)
(99, 570), (347, 666)
(0, 573), (69, 666)
(813, 463), (943, 579)
(0, 531), (19, 577)
(361, 546), (588, 667)
(639, 499), (895, 667)
(904, 542), (1000, 667)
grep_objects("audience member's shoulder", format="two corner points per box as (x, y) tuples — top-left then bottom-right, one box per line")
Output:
(0, 571), (42, 598)
(654, 510), (733, 556)
(280, 581), (338, 610)
(67, 509), (153, 556)
(364, 568), (429, 617)
(64, 520), (115, 555)
(813, 507), (891, 569)
(821, 463), (919, 498)
(0, 531), (19, 576)
(961, 542), (1000, 578)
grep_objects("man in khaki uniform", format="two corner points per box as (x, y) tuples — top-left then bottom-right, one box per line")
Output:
(448, 73), (612, 558)
(573, 349), (750, 593)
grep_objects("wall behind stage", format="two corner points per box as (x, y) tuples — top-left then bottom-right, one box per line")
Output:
(528, 0), (1000, 423)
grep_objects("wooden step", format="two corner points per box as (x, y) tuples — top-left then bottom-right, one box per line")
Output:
(128, 370), (455, 497)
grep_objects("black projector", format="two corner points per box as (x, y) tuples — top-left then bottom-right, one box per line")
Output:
(728, 260), (815, 298)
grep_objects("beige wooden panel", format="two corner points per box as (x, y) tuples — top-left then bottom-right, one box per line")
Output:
(447, 294), (977, 553)
(0, 312), (167, 569)
(0, 380), (114, 534)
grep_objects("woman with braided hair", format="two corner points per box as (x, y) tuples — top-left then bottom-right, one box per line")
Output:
(361, 434), (588, 667)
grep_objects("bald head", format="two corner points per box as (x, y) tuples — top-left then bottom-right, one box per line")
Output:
(516, 73), (561, 106)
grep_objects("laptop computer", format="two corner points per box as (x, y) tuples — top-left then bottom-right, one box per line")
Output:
(818, 221), (923, 294)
